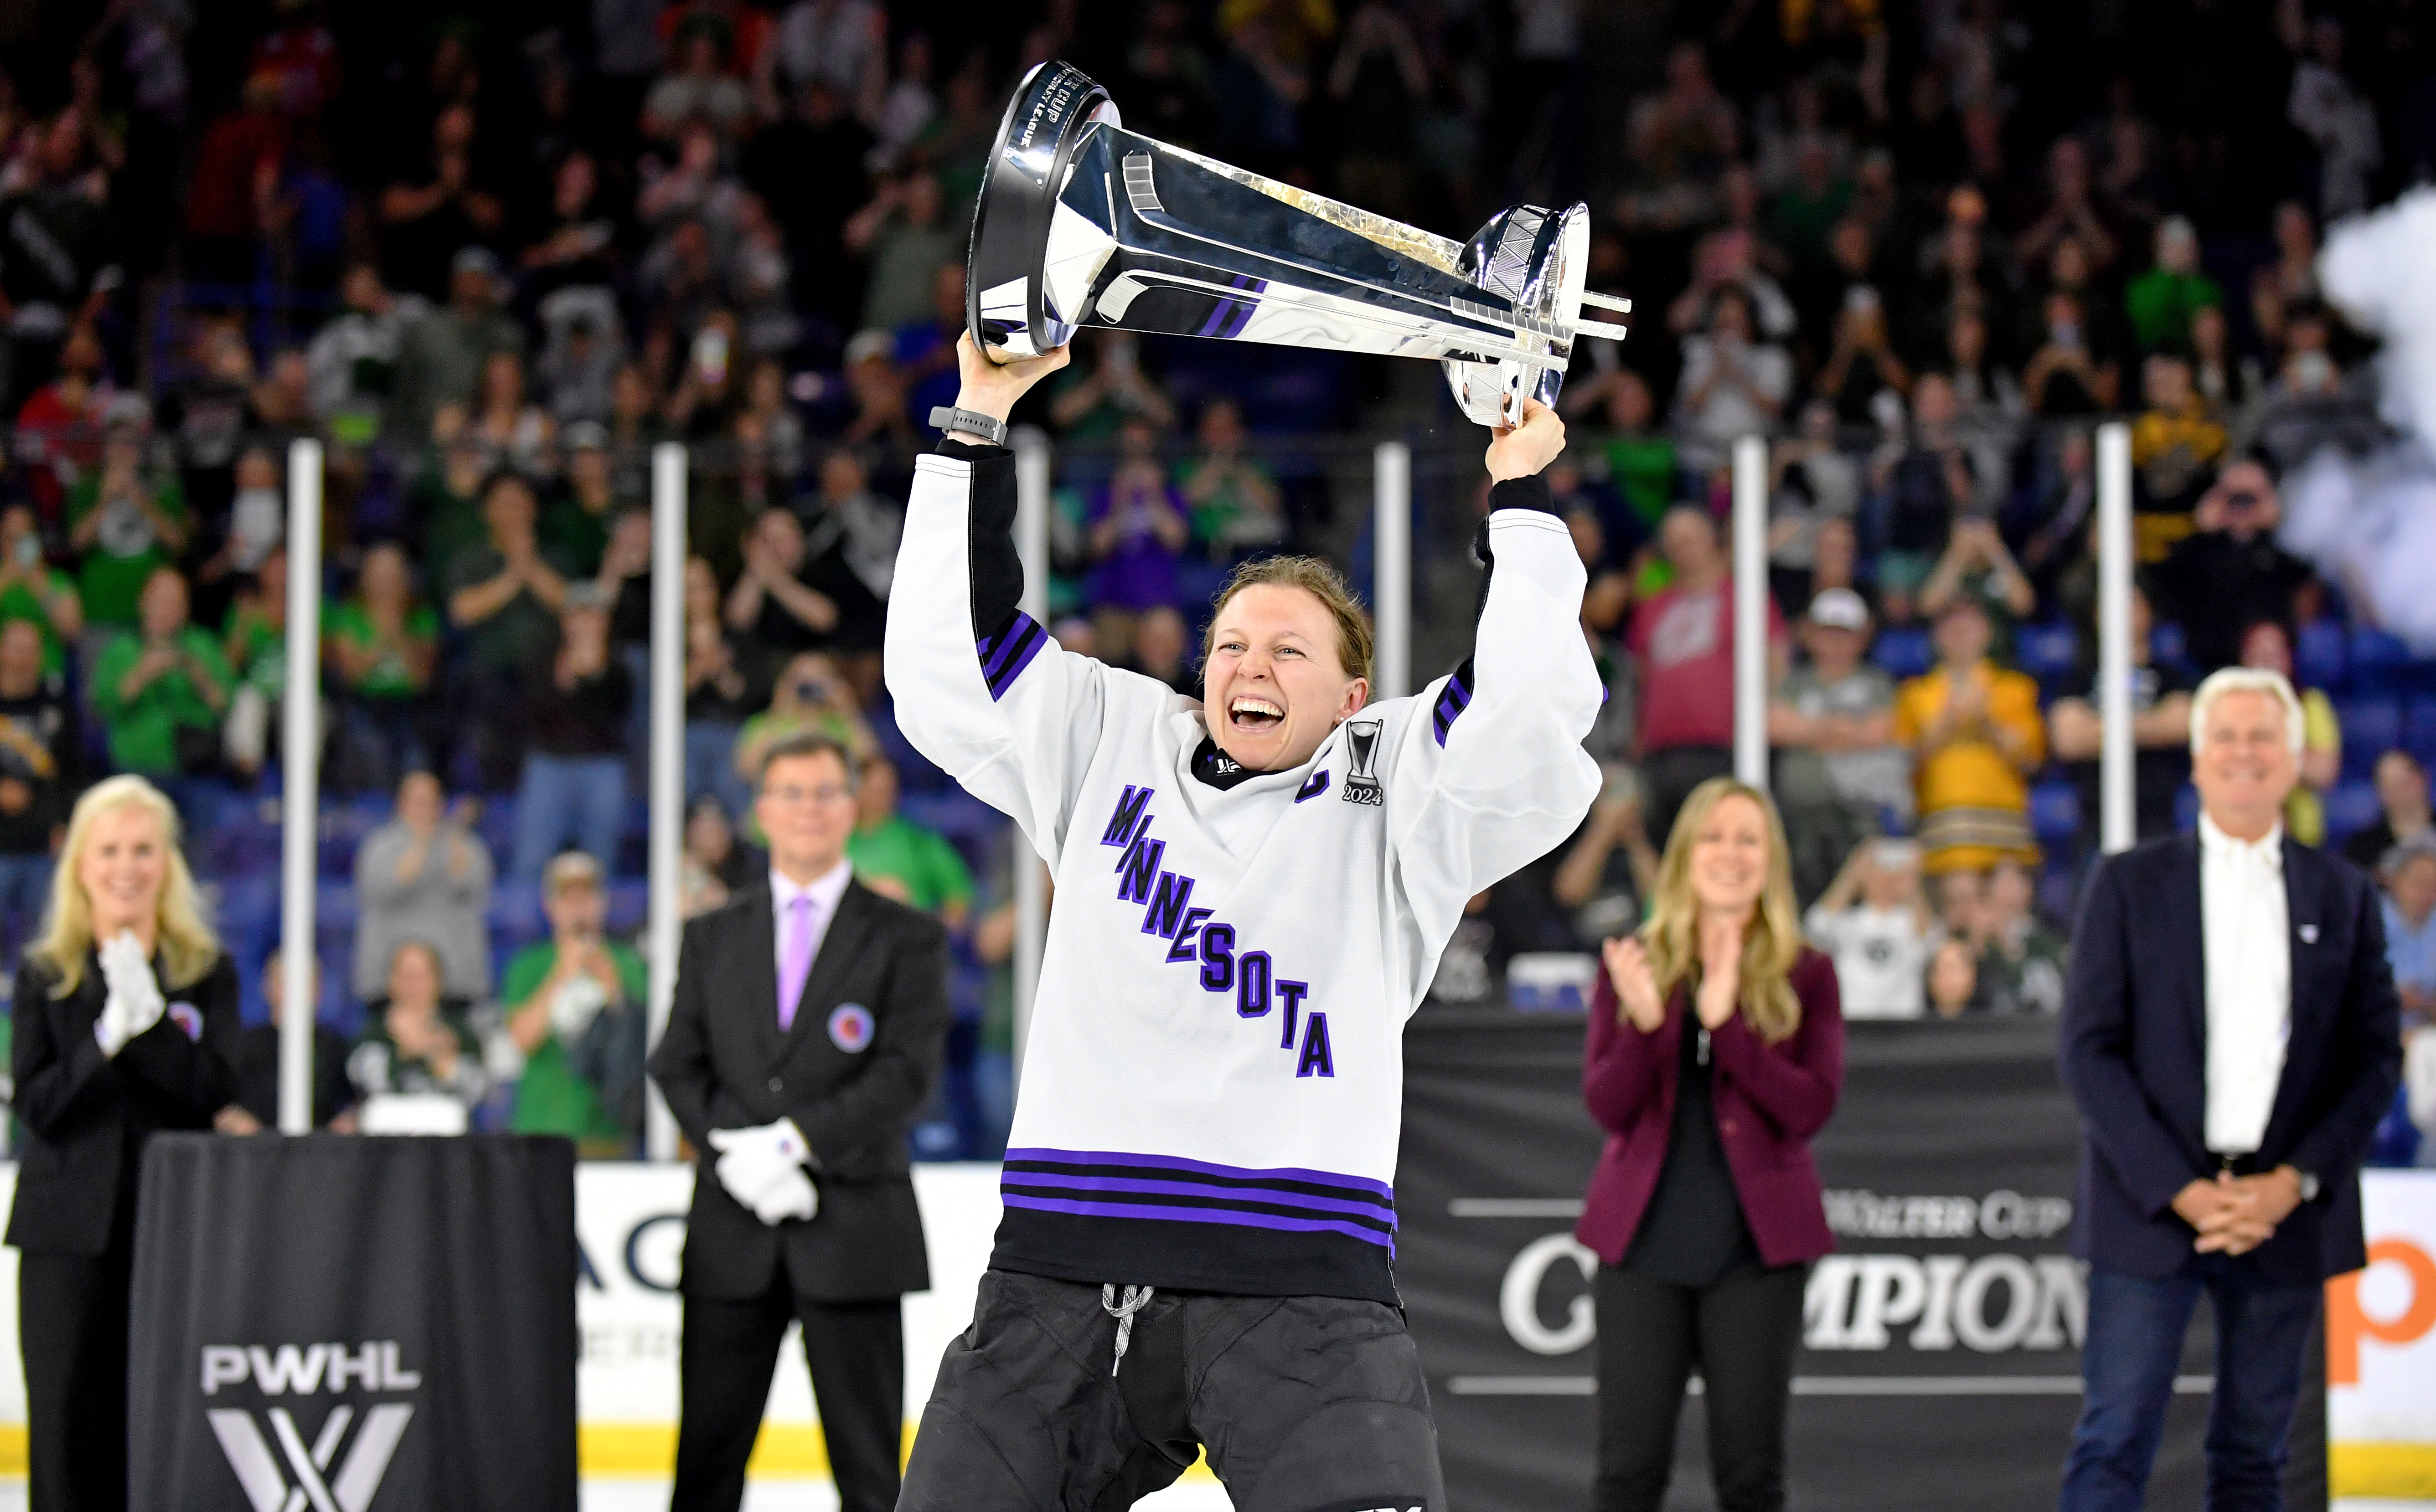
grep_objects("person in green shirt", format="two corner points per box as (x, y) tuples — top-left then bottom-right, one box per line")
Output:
(325, 541), (442, 792)
(0, 504), (83, 676)
(411, 431), (493, 590)
(1582, 369), (1681, 531)
(2123, 216), (2223, 358)
(1174, 398), (1286, 565)
(91, 566), (232, 778)
(499, 850), (648, 1155)
(67, 432), (190, 631)
(843, 752), (973, 930)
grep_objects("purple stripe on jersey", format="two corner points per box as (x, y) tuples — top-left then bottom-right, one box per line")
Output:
(978, 612), (1048, 700)
(1002, 1173), (1396, 1223)
(1000, 1193), (1395, 1249)
(1004, 1147), (1394, 1201)
(1431, 671), (1473, 748)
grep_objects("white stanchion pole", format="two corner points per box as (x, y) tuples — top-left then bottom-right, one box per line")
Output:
(1011, 429), (1050, 1083)
(1374, 442), (1411, 702)
(2097, 422), (2136, 855)
(277, 440), (323, 1135)
(645, 443), (687, 1161)
(1731, 435), (1770, 790)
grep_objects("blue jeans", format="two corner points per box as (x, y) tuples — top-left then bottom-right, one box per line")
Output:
(684, 720), (753, 824)
(2060, 1255), (2320, 1512)
(511, 754), (628, 879)
(0, 851), (53, 960)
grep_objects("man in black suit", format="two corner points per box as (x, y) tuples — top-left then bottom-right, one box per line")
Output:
(648, 730), (951, 1512)
(2059, 667), (2401, 1511)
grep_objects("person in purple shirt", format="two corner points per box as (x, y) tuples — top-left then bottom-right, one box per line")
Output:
(1084, 418), (1190, 662)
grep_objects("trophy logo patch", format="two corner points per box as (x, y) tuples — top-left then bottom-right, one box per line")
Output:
(1341, 721), (1384, 806)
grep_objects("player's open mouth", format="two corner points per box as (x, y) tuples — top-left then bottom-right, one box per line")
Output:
(1228, 696), (1285, 732)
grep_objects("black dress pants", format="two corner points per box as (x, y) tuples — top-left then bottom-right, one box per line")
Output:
(672, 1276), (903, 1512)
(1594, 1261), (1810, 1512)
(21, 1241), (135, 1512)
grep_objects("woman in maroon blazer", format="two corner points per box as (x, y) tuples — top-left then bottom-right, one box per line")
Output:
(1577, 776), (1845, 1512)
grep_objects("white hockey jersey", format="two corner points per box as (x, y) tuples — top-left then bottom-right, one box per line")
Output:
(885, 443), (1601, 1302)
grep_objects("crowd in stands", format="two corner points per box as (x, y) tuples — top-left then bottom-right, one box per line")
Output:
(0, 0), (2431, 1162)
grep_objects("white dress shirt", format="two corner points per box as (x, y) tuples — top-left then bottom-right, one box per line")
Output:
(2199, 813), (2292, 1155)
(771, 859), (855, 977)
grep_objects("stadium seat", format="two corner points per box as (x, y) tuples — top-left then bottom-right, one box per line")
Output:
(2323, 781), (2382, 843)
(2350, 626), (2415, 691)
(2297, 621), (2349, 693)
(2334, 697), (2402, 777)
(1872, 627), (1934, 680)
(2149, 622), (2190, 672)
(2029, 779), (2081, 847)
(2174, 784), (2199, 833)
(2408, 696), (2436, 765)
(2014, 621), (2078, 685)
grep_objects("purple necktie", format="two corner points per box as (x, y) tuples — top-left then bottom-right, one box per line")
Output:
(778, 894), (814, 1031)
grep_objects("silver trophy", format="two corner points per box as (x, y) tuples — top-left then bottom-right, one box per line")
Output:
(965, 61), (1630, 427)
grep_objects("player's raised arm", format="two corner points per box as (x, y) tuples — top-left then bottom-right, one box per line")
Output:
(1385, 398), (1605, 936)
(885, 335), (1120, 857)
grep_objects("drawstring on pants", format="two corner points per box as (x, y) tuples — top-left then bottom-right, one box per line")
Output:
(1101, 1284), (1155, 1375)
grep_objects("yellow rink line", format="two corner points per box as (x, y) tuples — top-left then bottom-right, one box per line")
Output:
(581, 1423), (1218, 1481)
(2331, 1441), (2436, 1500)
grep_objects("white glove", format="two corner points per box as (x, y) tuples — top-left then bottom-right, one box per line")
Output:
(707, 1119), (815, 1226)
(750, 1166), (819, 1225)
(95, 931), (165, 1056)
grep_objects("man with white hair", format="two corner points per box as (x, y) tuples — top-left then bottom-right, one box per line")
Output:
(2058, 666), (2400, 1509)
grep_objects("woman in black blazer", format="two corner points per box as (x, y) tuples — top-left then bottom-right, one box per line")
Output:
(6, 776), (239, 1512)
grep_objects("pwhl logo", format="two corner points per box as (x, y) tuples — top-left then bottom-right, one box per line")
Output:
(200, 1342), (421, 1512)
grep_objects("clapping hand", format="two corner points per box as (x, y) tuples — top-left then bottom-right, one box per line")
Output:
(1601, 934), (1666, 1034)
(95, 929), (165, 1056)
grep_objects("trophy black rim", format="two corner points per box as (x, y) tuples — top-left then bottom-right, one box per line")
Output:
(965, 60), (1111, 360)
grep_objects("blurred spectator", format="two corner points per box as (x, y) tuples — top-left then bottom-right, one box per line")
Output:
(1895, 597), (2044, 876)
(92, 566), (230, 790)
(1945, 309), (2022, 429)
(2048, 585), (2194, 855)
(2249, 201), (2321, 355)
(1622, 41), (1740, 231)
(466, 351), (555, 479)
(2286, 15), (2382, 221)
(741, 359), (806, 482)
(735, 651), (874, 783)
(1177, 399), (1287, 564)
(1579, 369), (1679, 534)
(2346, 751), (2432, 873)
(1815, 286), (1911, 428)
(1771, 588), (1909, 901)
(742, 80), (875, 329)
(1086, 421), (1191, 662)
(2147, 458), (2315, 673)
(681, 557), (757, 821)
(681, 792), (759, 918)
(511, 595), (634, 879)
(0, 619), (72, 958)
(2021, 290), (2119, 416)
(1050, 331), (1179, 440)
(1627, 507), (1785, 840)
(1972, 859), (2068, 1015)
(1326, 1), (1427, 221)
(1791, 513), (1871, 623)
(798, 449), (900, 703)
(325, 542), (439, 792)
(519, 153), (622, 306)
(218, 548), (289, 781)
(349, 939), (490, 1118)
(1550, 768), (1661, 947)
(194, 447), (286, 612)
(845, 170), (956, 334)
(1870, 374), (1982, 624)
(2188, 304), (2256, 425)
(546, 425), (626, 575)
(388, 247), (524, 445)
(643, 22), (753, 142)
(1673, 285), (1790, 452)
(2018, 138), (2118, 275)
(839, 328), (917, 450)
(1805, 837), (1935, 1020)
(0, 112), (117, 417)
(763, 0), (887, 124)
(445, 473), (572, 787)
(12, 325), (111, 521)
(2127, 355), (2228, 563)
(1917, 516), (2036, 661)
(536, 299), (624, 428)
(2381, 837), (2436, 1021)
(413, 430), (494, 587)
(2122, 217), (2222, 358)
(67, 427), (188, 633)
(501, 850), (648, 1155)
(375, 103), (505, 303)
(2239, 619), (2341, 846)
(2015, 426), (2097, 601)
(222, 951), (355, 1135)
(1925, 936), (1980, 1019)
(845, 751), (973, 928)
(353, 771), (492, 1003)
(726, 505), (839, 675)
(1126, 605), (1198, 697)
(0, 504), (83, 675)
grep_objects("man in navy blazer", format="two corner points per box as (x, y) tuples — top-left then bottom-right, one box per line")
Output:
(2059, 667), (2400, 1511)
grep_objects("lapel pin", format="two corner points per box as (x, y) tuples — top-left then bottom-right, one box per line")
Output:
(2297, 924), (2319, 944)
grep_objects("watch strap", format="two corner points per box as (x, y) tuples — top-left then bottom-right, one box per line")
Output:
(929, 406), (1009, 447)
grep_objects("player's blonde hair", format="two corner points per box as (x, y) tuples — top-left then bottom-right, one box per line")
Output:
(1637, 777), (1805, 1044)
(1200, 555), (1375, 686)
(32, 776), (220, 997)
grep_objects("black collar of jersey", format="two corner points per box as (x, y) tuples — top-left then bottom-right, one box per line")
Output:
(1192, 735), (1265, 790)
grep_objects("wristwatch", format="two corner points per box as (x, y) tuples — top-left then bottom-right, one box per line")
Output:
(929, 406), (1009, 447)
(2283, 1164), (2322, 1202)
